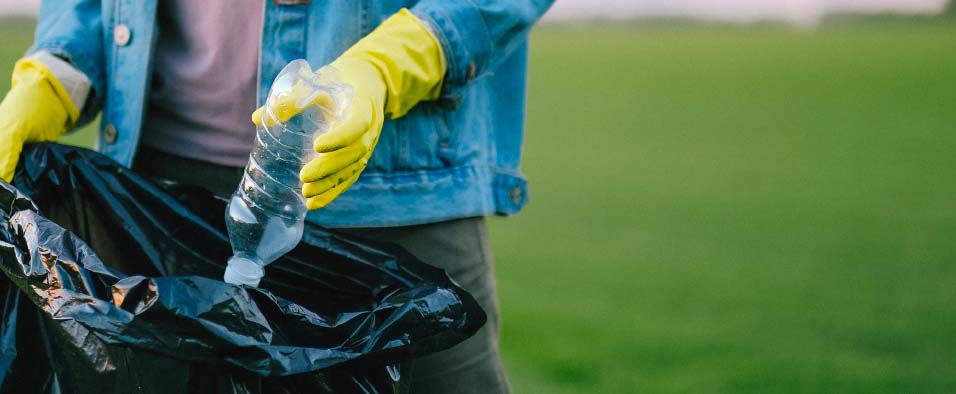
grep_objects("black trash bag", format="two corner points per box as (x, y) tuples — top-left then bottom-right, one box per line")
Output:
(0, 143), (485, 394)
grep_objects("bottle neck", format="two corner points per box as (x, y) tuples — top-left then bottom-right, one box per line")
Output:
(224, 256), (265, 287)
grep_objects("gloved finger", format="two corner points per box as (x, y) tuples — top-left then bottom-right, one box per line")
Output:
(302, 159), (365, 198)
(0, 143), (24, 183)
(304, 88), (336, 109)
(312, 97), (375, 153)
(299, 142), (368, 183)
(270, 81), (316, 124)
(256, 95), (294, 129)
(288, 86), (336, 123)
(251, 106), (264, 126)
(254, 82), (336, 128)
(252, 104), (282, 128)
(306, 173), (360, 210)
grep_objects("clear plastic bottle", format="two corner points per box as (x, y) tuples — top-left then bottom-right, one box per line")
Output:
(223, 60), (350, 287)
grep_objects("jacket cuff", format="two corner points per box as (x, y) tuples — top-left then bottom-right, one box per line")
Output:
(409, 3), (492, 100)
(29, 51), (91, 112)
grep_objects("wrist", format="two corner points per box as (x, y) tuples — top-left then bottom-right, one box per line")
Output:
(12, 57), (81, 129)
(334, 8), (445, 119)
(30, 51), (91, 114)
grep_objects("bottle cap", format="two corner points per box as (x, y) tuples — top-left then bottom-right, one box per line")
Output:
(223, 256), (264, 287)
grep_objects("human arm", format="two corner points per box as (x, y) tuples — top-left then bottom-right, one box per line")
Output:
(257, 1), (554, 209)
(0, 0), (106, 182)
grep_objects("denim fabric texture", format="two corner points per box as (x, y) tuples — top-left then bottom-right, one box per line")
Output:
(29, 0), (553, 227)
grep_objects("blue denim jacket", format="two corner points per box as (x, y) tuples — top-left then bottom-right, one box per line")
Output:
(29, 0), (553, 227)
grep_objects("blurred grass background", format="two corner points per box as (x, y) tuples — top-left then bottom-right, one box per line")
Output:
(3, 16), (956, 394)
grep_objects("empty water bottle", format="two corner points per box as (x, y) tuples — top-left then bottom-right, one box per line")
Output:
(223, 60), (351, 287)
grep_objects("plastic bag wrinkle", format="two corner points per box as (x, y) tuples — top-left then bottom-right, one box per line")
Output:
(0, 143), (484, 393)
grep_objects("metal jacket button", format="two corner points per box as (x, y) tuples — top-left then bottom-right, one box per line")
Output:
(509, 186), (523, 205)
(103, 124), (118, 144)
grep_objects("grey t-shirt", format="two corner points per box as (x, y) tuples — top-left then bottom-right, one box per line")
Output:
(141, 1), (264, 167)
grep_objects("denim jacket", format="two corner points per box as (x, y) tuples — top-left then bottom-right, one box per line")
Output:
(29, 0), (553, 227)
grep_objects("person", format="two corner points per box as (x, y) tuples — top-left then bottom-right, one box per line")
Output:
(0, 1), (553, 392)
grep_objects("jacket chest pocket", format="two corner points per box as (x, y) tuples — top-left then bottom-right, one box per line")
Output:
(384, 102), (459, 171)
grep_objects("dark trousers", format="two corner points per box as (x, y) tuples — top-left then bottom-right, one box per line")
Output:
(133, 147), (511, 393)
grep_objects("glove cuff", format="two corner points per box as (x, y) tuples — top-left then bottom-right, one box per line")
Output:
(30, 52), (91, 115)
(336, 8), (446, 119)
(12, 57), (81, 129)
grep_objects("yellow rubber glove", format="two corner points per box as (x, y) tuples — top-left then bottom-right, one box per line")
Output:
(0, 58), (79, 182)
(253, 8), (446, 210)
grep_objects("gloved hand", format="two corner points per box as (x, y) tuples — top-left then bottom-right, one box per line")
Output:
(0, 58), (80, 182)
(252, 8), (445, 210)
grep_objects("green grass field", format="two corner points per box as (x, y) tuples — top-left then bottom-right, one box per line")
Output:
(3, 17), (956, 394)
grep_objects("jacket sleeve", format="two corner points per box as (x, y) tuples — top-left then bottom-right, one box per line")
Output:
(27, 0), (106, 128)
(410, 0), (554, 99)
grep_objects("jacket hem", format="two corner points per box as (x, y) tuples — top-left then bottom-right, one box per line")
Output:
(306, 165), (527, 228)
